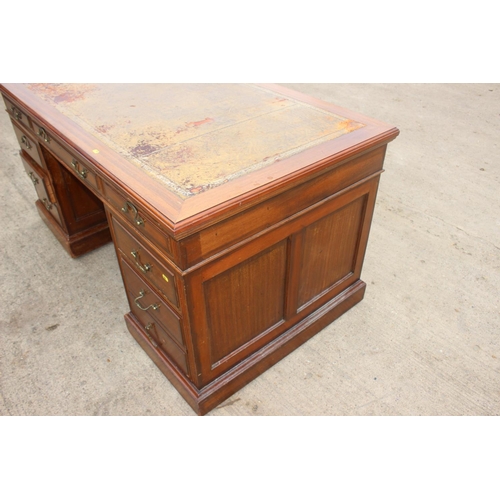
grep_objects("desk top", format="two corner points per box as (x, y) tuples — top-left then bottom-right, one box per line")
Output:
(1, 83), (399, 235)
(25, 83), (365, 199)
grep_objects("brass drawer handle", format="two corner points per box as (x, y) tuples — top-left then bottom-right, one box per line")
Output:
(11, 106), (22, 121)
(131, 250), (152, 273)
(28, 171), (39, 185)
(134, 290), (160, 311)
(37, 127), (50, 143)
(145, 323), (158, 347)
(121, 201), (144, 226)
(21, 135), (32, 150)
(42, 198), (52, 210)
(71, 159), (88, 179)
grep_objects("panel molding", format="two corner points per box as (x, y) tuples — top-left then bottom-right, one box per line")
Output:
(203, 240), (288, 369)
(297, 194), (367, 308)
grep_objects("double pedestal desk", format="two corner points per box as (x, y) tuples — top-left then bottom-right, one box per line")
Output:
(1, 84), (398, 415)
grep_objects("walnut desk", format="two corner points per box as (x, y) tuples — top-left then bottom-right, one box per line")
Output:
(0, 84), (399, 415)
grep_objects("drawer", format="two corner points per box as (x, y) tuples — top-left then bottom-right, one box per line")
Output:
(11, 121), (44, 168)
(121, 258), (184, 348)
(31, 119), (100, 193)
(20, 153), (62, 226)
(3, 95), (31, 129)
(133, 310), (188, 374)
(103, 182), (173, 257)
(111, 214), (178, 309)
(121, 259), (187, 372)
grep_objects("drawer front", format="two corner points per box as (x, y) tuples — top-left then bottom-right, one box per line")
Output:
(103, 182), (173, 257)
(111, 214), (178, 309)
(133, 309), (188, 374)
(20, 153), (62, 226)
(121, 259), (187, 372)
(3, 95), (31, 129)
(31, 119), (100, 193)
(121, 258), (184, 348)
(11, 121), (43, 168)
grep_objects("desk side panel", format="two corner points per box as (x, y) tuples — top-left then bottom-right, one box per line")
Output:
(185, 176), (380, 387)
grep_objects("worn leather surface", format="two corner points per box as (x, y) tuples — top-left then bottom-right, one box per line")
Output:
(26, 83), (364, 197)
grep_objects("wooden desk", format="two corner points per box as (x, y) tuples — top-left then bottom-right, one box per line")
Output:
(0, 84), (399, 415)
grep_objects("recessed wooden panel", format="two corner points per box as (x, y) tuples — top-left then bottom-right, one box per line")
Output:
(204, 240), (287, 366)
(60, 167), (103, 221)
(298, 195), (366, 308)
